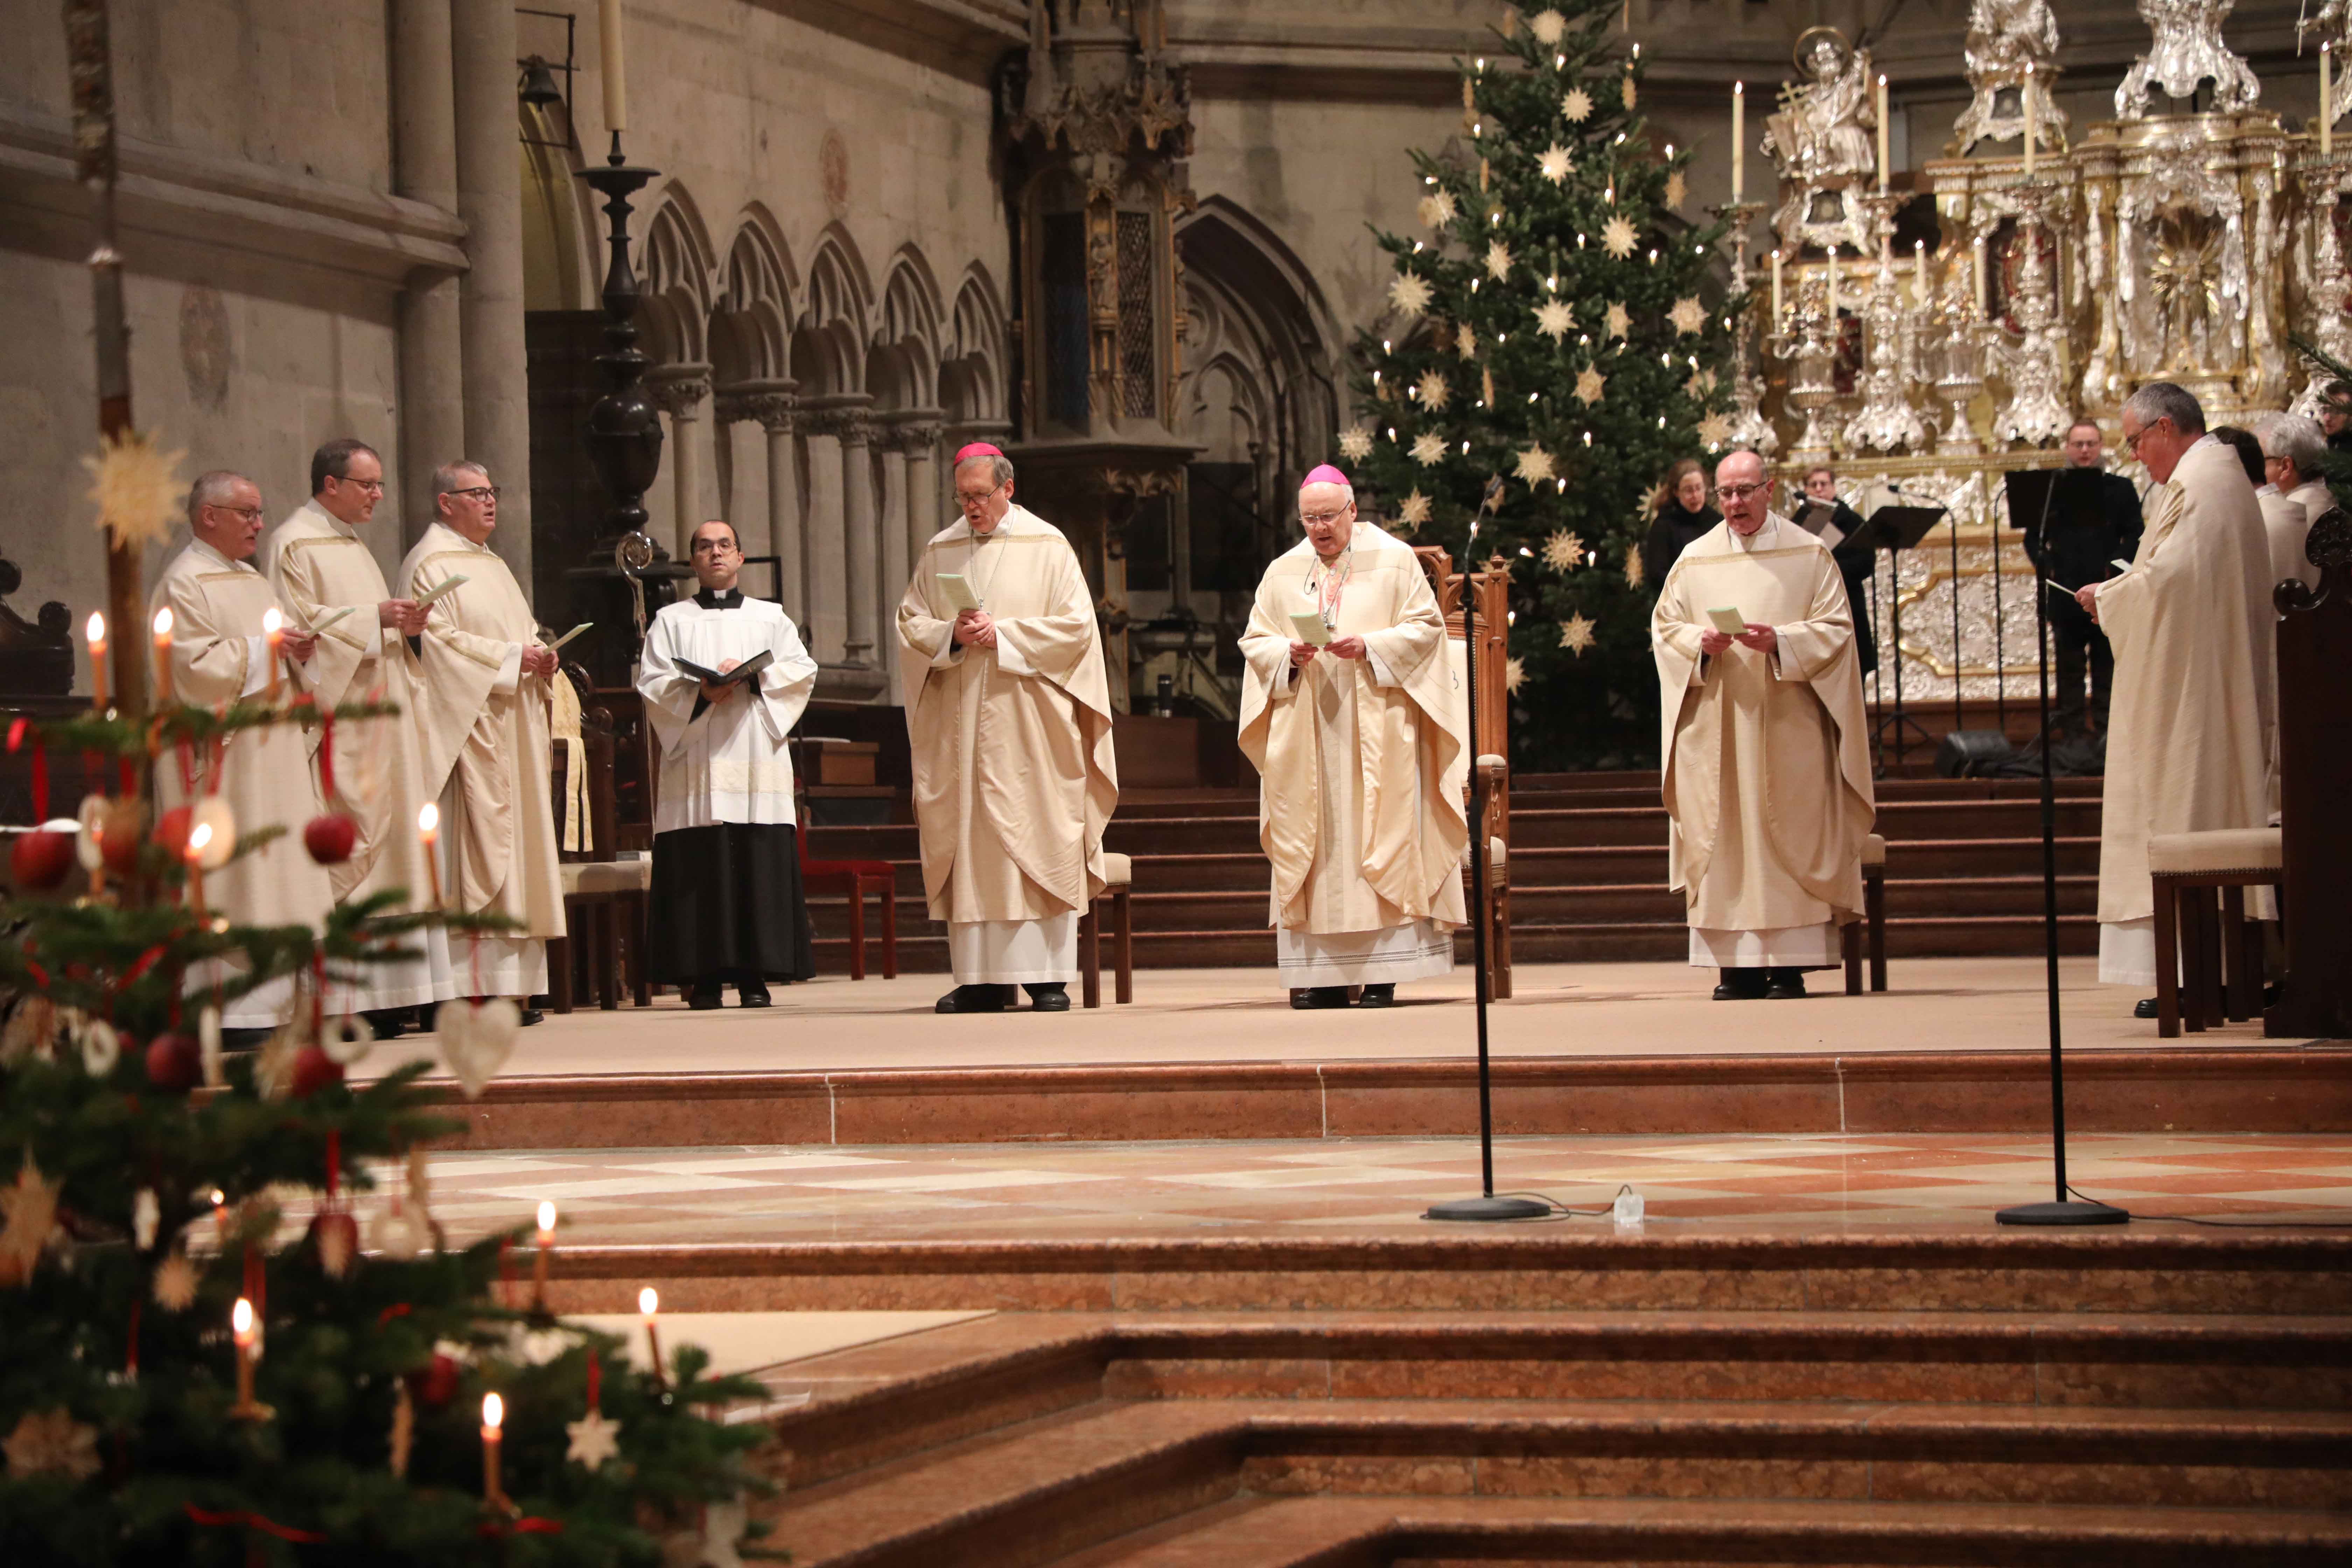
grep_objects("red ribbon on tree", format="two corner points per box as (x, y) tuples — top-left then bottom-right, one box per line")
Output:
(184, 1504), (327, 1544)
(324, 1128), (341, 1200)
(318, 709), (335, 799)
(479, 1518), (566, 1537)
(5, 721), (48, 822)
(584, 1349), (601, 1410)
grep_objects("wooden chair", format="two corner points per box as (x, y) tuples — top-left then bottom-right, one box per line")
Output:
(794, 749), (897, 980)
(548, 665), (651, 1013)
(1842, 833), (1889, 995)
(2149, 828), (2282, 1038)
(1079, 851), (1134, 1007)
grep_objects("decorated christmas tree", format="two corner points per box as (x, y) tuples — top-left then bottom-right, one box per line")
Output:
(2, 670), (774, 1564)
(1341, 0), (1741, 769)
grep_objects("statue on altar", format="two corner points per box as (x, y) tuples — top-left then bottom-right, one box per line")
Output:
(1763, 28), (1877, 248)
(2115, 0), (2261, 120)
(1954, 0), (2068, 156)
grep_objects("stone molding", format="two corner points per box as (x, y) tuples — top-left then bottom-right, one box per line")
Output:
(803, 395), (877, 445)
(648, 365), (714, 418)
(0, 102), (467, 289)
(718, 378), (800, 432)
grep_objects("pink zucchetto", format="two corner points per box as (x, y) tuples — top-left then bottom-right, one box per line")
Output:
(1300, 464), (1351, 490)
(953, 442), (1006, 464)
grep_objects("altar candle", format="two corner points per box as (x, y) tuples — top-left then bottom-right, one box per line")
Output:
(481, 1393), (507, 1507)
(1731, 82), (1744, 203)
(1826, 246), (1839, 322)
(1974, 236), (1989, 316)
(640, 1286), (666, 1390)
(2023, 66), (2036, 179)
(1877, 75), (1890, 191)
(599, 0), (627, 133)
(152, 607), (174, 704)
(1913, 239), (1928, 304)
(532, 1200), (556, 1311)
(2326, 46), (2335, 160)
(261, 607), (283, 701)
(1771, 248), (1784, 321)
(418, 804), (442, 907)
(86, 612), (107, 712)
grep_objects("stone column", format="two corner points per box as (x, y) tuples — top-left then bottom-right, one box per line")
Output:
(734, 380), (800, 618)
(450, 0), (533, 593)
(798, 404), (847, 665)
(832, 399), (880, 666)
(391, 0), (464, 562)
(892, 409), (945, 567)
(875, 427), (911, 688)
(649, 365), (713, 559)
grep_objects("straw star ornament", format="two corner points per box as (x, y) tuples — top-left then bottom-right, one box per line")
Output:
(1409, 431), (1448, 466)
(1414, 370), (1451, 410)
(1576, 365), (1608, 404)
(1562, 87), (1593, 123)
(1669, 296), (1708, 335)
(1603, 301), (1632, 339)
(1542, 530), (1586, 571)
(1538, 143), (1573, 184)
(1601, 216), (1639, 260)
(1558, 613), (1597, 653)
(1396, 490), (1432, 531)
(1484, 240), (1514, 281)
(83, 428), (187, 550)
(1515, 444), (1556, 485)
(1337, 426), (1374, 461)
(1534, 299), (1576, 341)
(1388, 272), (1433, 318)
(1418, 189), (1457, 229)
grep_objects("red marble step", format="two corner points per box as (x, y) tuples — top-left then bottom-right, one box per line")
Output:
(1055, 1493), (2352, 1568)
(442, 1045), (2352, 1154)
(538, 1230), (2352, 1317)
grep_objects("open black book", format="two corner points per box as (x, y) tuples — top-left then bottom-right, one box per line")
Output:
(675, 648), (773, 687)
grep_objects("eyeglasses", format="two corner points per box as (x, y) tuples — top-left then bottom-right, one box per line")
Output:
(2121, 418), (2168, 456)
(691, 538), (738, 554)
(954, 483), (1005, 508)
(206, 504), (266, 522)
(333, 478), (386, 494)
(1715, 483), (1769, 502)
(1300, 509), (1351, 526)
(448, 485), (502, 502)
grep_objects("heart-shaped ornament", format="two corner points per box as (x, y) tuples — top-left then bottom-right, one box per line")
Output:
(435, 998), (519, 1099)
(75, 795), (108, 872)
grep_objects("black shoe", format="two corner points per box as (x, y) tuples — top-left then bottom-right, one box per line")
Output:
(518, 1007), (545, 1027)
(1357, 984), (1396, 1008)
(1025, 983), (1071, 1012)
(935, 984), (1008, 1014)
(686, 982), (724, 1011)
(738, 984), (772, 1008)
(1712, 969), (1769, 1001)
(363, 1007), (411, 1040)
(1290, 986), (1351, 1010)
(1764, 968), (1808, 1000)
(2134, 996), (2160, 1019)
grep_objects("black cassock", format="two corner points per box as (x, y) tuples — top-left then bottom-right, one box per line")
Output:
(646, 822), (815, 986)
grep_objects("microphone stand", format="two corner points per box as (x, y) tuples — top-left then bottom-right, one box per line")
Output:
(1428, 529), (1544, 1223)
(1998, 468), (2126, 1226)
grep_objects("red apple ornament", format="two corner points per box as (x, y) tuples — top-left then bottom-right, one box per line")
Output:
(100, 797), (146, 874)
(303, 812), (357, 866)
(145, 1031), (202, 1092)
(151, 804), (192, 858)
(406, 1351), (462, 1411)
(307, 1209), (360, 1278)
(289, 1043), (344, 1099)
(10, 829), (75, 891)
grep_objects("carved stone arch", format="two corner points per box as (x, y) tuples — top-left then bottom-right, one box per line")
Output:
(871, 247), (945, 411)
(641, 182), (719, 367)
(711, 206), (799, 387)
(943, 264), (1009, 426)
(791, 223), (874, 397)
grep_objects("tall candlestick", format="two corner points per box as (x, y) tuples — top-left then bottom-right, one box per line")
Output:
(152, 607), (174, 705)
(599, 0), (628, 133)
(532, 1200), (556, 1312)
(2023, 66), (2036, 179)
(639, 1286), (666, 1390)
(1877, 75), (1890, 191)
(261, 607), (283, 701)
(86, 612), (107, 712)
(1771, 248), (1784, 321)
(418, 804), (443, 906)
(1731, 82), (1744, 204)
(481, 1392), (509, 1509)
(2326, 46), (2335, 160)
(1913, 239), (1927, 304)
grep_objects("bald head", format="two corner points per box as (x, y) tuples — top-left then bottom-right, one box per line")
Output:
(1713, 450), (1770, 535)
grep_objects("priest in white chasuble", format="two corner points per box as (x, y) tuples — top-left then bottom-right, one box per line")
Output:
(1651, 449), (1876, 1002)
(636, 519), (821, 1008)
(2082, 384), (2274, 1013)
(1238, 465), (1467, 1009)
(265, 438), (450, 1032)
(896, 444), (1119, 1015)
(153, 471), (336, 1032)
(397, 462), (566, 1013)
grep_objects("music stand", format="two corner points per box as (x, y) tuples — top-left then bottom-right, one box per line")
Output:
(1854, 504), (1944, 774)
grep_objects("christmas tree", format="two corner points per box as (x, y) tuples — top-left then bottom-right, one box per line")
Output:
(0, 636), (772, 1568)
(1342, 0), (1741, 770)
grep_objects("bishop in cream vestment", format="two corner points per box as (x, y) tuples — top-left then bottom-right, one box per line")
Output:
(398, 487), (565, 1002)
(1238, 469), (1466, 1004)
(266, 492), (453, 1017)
(1652, 477), (1875, 995)
(896, 449), (1118, 1012)
(2085, 405), (2274, 991)
(153, 475), (337, 1028)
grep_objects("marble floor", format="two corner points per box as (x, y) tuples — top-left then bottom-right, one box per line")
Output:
(362, 957), (2319, 1084)
(374, 1132), (2352, 1250)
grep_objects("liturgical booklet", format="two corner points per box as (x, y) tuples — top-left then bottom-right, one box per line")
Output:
(549, 622), (592, 651)
(414, 574), (469, 608)
(674, 649), (775, 687)
(1289, 611), (1332, 646)
(934, 573), (983, 612)
(1705, 606), (1749, 636)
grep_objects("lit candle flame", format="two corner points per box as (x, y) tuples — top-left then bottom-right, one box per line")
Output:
(638, 1286), (659, 1319)
(262, 607), (282, 637)
(417, 804), (439, 836)
(153, 607), (173, 639)
(86, 611), (105, 648)
(537, 1200), (556, 1235)
(482, 1392), (503, 1430)
(232, 1297), (253, 1337)
(187, 823), (212, 856)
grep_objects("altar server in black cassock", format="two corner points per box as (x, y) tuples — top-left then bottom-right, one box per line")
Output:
(636, 519), (821, 1008)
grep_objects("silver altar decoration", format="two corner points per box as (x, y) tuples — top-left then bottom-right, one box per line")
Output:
(2289, 154), (2352, 416)
(1762, 27), (1879, 253)
(1771, 269), (1841, 465)
(2115, 0), (2261, 121)
(1955, 0), (2068, 157)
(1986, 183), (2074, 446)
(1843, 253), (1931, 453)
(1709, 200), (1779, 455)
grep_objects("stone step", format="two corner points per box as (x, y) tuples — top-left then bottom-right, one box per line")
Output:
(1047, 1493), (2352, 1568)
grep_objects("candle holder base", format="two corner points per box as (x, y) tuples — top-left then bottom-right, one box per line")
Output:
(228, 1398), (275, 1423)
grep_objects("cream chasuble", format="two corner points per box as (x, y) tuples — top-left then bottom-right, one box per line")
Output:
(266, 499), (453, 1011)
(151, 539), (336, 1027)
(637, 594), (819, 833)
(896, 505), (1119, 985)
(1652, 515), (1876, 967)
(2092, 438), (2275, 985)
(1237, 524), (1467, 985)
(397, 523), (565, 998)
